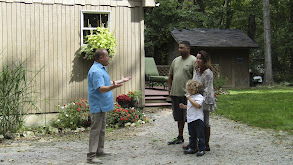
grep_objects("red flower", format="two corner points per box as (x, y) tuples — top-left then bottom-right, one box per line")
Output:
(78, 108), (81, 111)
(116, 94), (131, 103)
(133, 119), (136, 122)
(81, 114), (83, 117)
(136, 116), (138, 118)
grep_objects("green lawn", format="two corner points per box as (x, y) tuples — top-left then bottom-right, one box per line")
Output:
(215, 87), (293, 134)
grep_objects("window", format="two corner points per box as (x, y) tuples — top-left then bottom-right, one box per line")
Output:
(80, 10), (111, 45)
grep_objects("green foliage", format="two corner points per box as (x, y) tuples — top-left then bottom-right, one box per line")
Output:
(144, 0), (204, 64)
(146, 0), (293, 82)
(213, 75), (228, 89)
(216, 87), (293, 134)
(106, 104), (148, 128)
(79, 27), (117, 60)
(0, 60), (39, 135)
(127, 90), (142, 102)
(50, 98), (90, 130)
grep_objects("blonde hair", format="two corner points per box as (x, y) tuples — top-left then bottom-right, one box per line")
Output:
(186, 79), (203, 94)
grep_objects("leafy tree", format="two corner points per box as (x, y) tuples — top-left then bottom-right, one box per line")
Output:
(144, 0), (204, 64)
(145, 0), (293, 82)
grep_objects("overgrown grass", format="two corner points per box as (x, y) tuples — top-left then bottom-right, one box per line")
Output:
(216, 87), (293, 134)
(0, 59), (40, 135)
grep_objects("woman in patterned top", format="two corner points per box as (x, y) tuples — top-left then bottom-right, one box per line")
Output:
(193, 50), (217, 151)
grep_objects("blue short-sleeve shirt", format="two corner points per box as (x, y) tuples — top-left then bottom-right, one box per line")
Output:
(87, 61), (114, 113)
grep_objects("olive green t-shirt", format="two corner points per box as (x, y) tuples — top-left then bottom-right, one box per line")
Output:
(169, 55), (197, 96)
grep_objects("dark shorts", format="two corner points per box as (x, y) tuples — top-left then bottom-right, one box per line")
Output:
(171, 96), (187, 121)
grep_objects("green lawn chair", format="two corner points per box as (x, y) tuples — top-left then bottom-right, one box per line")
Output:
(145, 57), (168, 89)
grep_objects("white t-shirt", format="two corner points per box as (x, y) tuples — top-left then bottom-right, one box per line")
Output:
(187, 94), (205, 123)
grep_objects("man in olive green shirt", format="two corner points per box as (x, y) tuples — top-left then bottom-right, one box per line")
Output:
(168, 41), (197, 145)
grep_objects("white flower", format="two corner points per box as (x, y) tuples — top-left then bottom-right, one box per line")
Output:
(61, 106), (64, 109)
(70, 122), (73, 124)
(124, 122), (131, 127)
(57, 119), (60, 122)
(66, 114), (68, 117)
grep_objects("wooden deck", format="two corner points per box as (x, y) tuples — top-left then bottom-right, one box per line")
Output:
(145, 86), (168, 96)
(145, 86), (171, 107)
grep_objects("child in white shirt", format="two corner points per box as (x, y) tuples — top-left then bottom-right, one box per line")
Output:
(179, 80), (206, 156)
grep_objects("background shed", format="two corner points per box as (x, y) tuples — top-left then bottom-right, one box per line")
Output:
(0, 0), (155, 114)
(170, 28), (259, 88)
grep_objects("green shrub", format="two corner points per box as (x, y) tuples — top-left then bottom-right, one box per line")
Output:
(127, 90), (142, 103)
(213, 75), (227, 89)
(107, 104), (148, 128)
(79, 27), (117, 60)
(0, 60), (39, 135)
(50, 98), (90, 130)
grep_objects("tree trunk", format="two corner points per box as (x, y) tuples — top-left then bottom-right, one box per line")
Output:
(219, 1), (226, 28)
(289, 0), (293, 73)
(263, 0), (274, 85)
(248, 14), (256, 40)
(195, 0), (205, 13)
(225, 0), (232, 29)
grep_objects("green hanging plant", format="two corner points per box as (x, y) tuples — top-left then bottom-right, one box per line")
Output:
(79, 27), (117, 60)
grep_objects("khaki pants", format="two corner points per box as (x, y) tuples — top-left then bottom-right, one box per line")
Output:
(88, 112), (107, 154)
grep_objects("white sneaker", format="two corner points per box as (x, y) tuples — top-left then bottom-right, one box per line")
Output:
(96, 152), (112, 157)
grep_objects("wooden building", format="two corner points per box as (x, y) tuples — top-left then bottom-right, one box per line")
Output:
(0, 0), (155, 114)
(170, 28), (259, 88)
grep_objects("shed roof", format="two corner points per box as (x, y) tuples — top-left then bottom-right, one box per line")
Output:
(171, 28), (259, 48)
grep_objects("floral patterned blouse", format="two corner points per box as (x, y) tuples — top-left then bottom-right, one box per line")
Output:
(193, 68), (217, 112)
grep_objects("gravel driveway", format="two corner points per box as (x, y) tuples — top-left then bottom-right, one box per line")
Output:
(1, 108), (292, 165)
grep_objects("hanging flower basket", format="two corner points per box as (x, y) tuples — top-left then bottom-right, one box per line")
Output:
(79, 27), (117, 60)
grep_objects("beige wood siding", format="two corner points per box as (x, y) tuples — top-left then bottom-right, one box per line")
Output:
(0, 0), (145, 113)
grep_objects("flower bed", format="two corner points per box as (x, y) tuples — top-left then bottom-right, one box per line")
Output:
(107, 104), (148, 128)
(50, 98), (90, 130)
